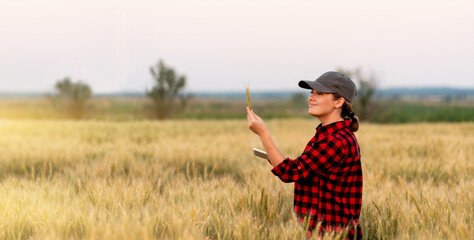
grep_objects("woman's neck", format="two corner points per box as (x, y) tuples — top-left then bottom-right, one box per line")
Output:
(318, 112), (344, 126)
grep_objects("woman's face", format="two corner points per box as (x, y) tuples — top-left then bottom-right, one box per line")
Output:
(308, 90), (341, 117)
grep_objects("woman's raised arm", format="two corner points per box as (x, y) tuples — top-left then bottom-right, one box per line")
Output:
(246, 107), (285, 167)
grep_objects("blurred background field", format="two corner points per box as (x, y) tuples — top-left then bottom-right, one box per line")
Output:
(0, 119), (472, 239)
(0, 89), (473, 122)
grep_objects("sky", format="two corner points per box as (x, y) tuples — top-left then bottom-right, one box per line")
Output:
(1, 0), (473, 93)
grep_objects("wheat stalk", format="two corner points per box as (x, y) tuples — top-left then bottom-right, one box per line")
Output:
(245, 82), (252, 110)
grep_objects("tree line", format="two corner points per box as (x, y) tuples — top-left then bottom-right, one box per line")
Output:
(48, 61), (377, 120)
(48, 59), (189, 119)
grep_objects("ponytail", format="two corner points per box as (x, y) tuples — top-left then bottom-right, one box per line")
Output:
(342, 102), (359, 132)
(333, 94), (359, 132)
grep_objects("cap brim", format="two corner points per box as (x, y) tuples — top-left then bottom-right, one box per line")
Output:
(298, 80), (336, 93)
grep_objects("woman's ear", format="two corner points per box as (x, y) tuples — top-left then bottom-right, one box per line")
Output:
(335, 98), (345, 108)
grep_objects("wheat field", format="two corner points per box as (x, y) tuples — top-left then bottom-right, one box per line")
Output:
(0, 119), (472, 239)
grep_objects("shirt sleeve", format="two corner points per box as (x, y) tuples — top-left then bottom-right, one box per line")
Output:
(271, 136), (346, 183)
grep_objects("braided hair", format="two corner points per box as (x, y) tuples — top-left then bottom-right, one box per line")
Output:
(333, 94), (359, 132)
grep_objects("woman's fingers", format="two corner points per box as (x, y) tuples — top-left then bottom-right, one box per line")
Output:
(246, 107), (254, 121)
(247, 107), (256, 129)
(246, 107), (260, 133)
(248, 109), (262, 125)
(248, 108), (259, 119)
(246, 107), (268, 136)
(248, 108), (264, 125)
(251, 110), (261, 120)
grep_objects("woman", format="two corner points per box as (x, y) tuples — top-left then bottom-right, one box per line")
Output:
(246, 71), (363, 239)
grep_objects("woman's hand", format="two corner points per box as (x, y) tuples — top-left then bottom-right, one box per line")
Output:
(246, 107), (269, 136)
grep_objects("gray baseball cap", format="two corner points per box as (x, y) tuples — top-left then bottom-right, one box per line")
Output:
(298, 71), (357, 103)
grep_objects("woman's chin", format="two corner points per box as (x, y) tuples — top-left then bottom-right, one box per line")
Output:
(308, 110), (319, 117)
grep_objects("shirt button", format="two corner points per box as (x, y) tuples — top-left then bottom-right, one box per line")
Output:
(298, 166), (301, 170)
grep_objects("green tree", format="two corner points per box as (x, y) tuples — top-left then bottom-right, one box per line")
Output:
(337, 67), (378, 121)
(146, 59), (188, 119)
(48, 77), (92, 119)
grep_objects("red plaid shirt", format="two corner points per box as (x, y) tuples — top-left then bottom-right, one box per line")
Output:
(271, 119), (363, 239)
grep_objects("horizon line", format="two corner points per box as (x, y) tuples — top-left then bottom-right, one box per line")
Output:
(1, 85), (474, 95)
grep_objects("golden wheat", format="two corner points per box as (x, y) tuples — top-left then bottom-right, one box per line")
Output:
(246, 86), (252, 111)
(0, 119), (472, 239)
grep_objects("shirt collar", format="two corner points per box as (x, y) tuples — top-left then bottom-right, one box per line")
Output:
(316, 119), (351, 138)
